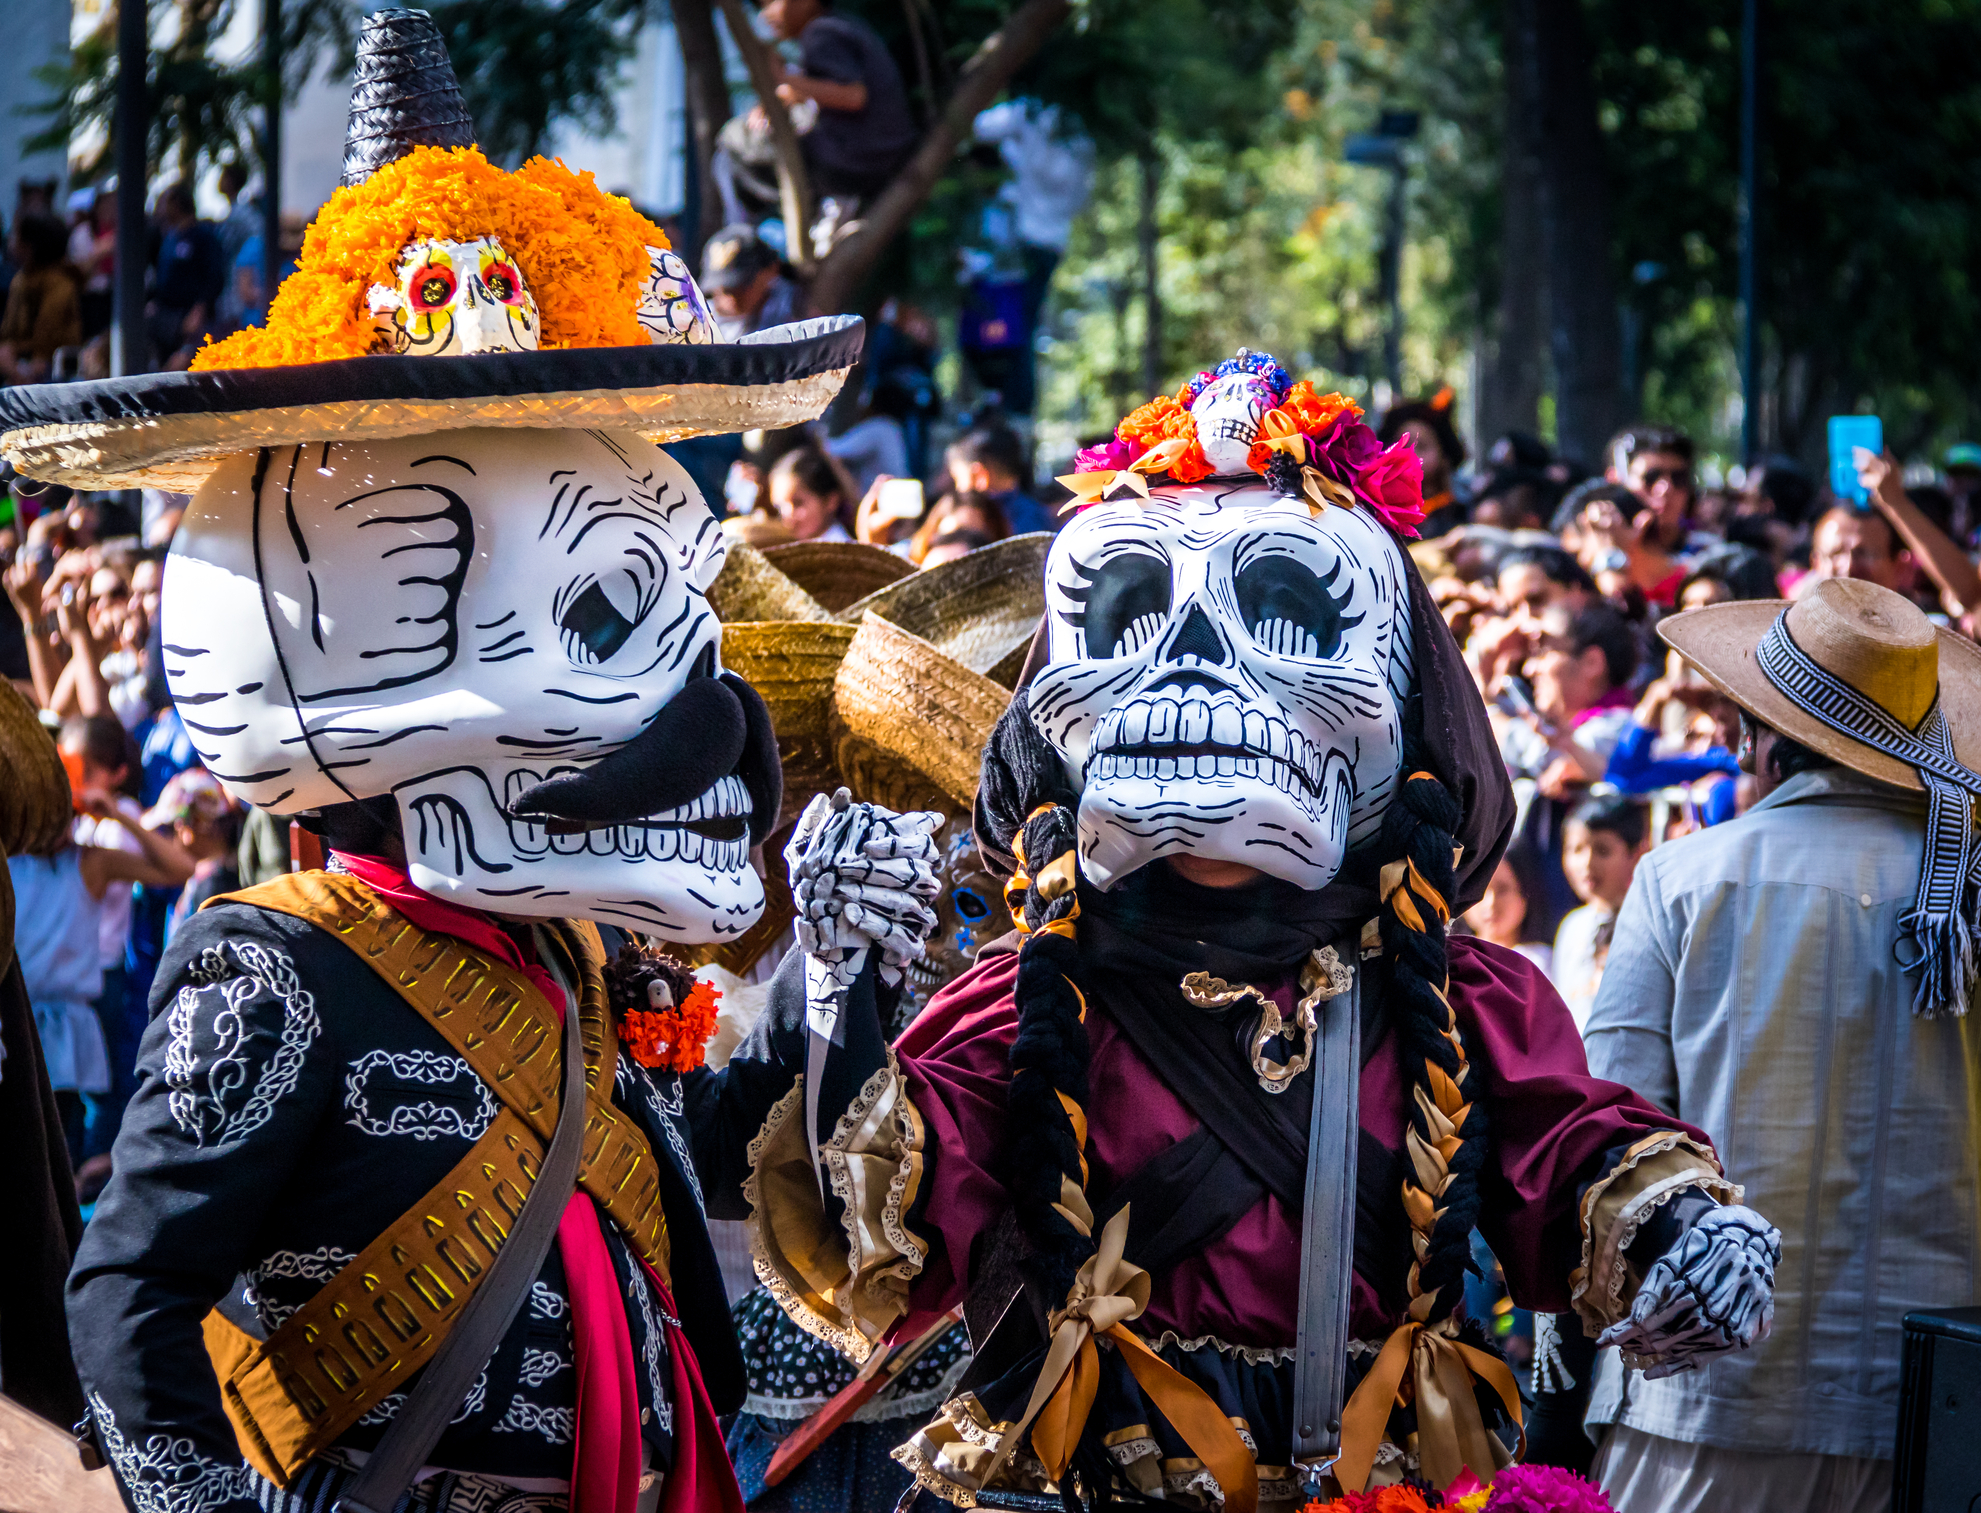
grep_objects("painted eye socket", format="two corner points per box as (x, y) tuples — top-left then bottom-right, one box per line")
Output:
(559, 580), (636, 664)
(410, 265), (457, 311)
(1235, 555), (1364, 660)
(952, 887), (990, 922)
(1065, 551), (1171, 659)
(485, 263), (526, 305)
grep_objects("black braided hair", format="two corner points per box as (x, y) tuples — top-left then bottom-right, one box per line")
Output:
(978, 699), (1096, 1304)
(1377, 735), (1489, 1322)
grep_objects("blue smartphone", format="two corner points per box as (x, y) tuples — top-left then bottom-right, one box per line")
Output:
(1828, 415), (1883, 507)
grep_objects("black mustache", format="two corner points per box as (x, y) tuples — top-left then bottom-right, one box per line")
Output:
(509, 671), (781, 845)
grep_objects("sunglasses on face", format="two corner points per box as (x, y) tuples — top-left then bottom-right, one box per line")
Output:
(1638, 467), (1692, 488)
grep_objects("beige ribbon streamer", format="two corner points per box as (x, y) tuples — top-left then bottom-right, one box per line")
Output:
(979, 1207), (1259, 1513)
(1336, 1319), (1524, 1496)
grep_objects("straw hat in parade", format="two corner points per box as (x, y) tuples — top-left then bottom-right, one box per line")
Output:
(1663, 576), (1981, 1017)
(761, 540), (915, 615)
(839, 531), (1051, 685)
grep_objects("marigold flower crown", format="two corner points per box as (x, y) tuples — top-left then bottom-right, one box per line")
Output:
(1059, 348), (1429, 538)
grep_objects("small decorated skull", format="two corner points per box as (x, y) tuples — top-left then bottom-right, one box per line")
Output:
(1191, 371), (1278, 476)
(367, 235), (539, 356)
(636, 246), (717, 345)
(1029, 478), (1416, 892)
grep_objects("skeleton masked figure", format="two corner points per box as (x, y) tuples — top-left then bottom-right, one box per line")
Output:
(0, 15), (922, 1513)
(710, 351), (1782, 1509)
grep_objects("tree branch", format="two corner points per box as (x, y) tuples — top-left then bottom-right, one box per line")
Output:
(714, 0), (815, 276)
(672, 0), (729, 259)
(803, 0), (1071, 317)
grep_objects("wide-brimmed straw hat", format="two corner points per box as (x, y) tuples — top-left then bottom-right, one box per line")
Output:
(840, 532), (1051, 684)
(707, 541), (835, 623)
(762, 540), (914, 614)
(0, 7), (860, 492)
(832, 614), (1011, 814)
(0, 680), (71, 860)
(1660, 577), (1981, 791)
(719, 619), (859, 829)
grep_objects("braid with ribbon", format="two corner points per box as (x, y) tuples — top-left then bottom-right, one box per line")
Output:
(1377, 753), (1488, 1325)
(978, 699), (1095, 1301)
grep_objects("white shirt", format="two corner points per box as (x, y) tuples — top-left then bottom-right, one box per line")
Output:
(972, 100), (1095, 252)
(74, 800), (144, 971)
(1583, 768), (1981, 1459)
(1549, 901), (1613, 1034)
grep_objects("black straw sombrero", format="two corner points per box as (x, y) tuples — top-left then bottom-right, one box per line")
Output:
(0, 323), (865, 491)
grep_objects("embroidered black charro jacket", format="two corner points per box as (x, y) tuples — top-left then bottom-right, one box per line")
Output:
(65, 893), (840, 1513)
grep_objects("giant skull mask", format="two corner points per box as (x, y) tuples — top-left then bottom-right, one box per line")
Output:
(1028, 480), (1416, 891)
(161, 426), (775, 940)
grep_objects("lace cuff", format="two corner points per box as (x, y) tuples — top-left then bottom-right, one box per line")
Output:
(744, 1050), (928, 1362)
(1570, 1130), (1740, 1336)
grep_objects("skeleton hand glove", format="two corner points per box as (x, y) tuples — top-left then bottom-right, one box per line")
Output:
(784, 790), (944, 989)
(1598, 1203), (1780, 1379)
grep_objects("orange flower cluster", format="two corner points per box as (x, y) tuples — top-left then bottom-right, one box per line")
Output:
(193, 146), (666, 371)
(1298, 1486), (1439, 1513)
(619, 977), (722, 1073)
(1246, 381), (1364, 473)
(1114, 384), (1213, 483)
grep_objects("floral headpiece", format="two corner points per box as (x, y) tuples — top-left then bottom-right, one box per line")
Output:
(1059, 347), (1428, 538)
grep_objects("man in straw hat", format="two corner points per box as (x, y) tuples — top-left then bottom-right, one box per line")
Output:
(1571, 576), (1981, 1512)
(0, 11), (950, 1513)
(738, 349), (1784, 1509)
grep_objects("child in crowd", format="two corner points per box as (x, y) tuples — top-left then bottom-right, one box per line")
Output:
(1459, 842), (1556, 977)
(1552, 791), (1650, 1033)
(150, 768), (243, 941)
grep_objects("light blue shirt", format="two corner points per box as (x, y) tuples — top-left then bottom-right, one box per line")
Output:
(1584, 767), (1981, 1460)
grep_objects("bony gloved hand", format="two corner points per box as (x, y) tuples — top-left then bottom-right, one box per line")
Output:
(1597, 1201), (1780, 1379)
(784, 788), (944, 987)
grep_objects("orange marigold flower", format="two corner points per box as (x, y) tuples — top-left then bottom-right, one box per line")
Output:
(1116, 391), (1194, 448)
(619, 978), (722, 1073)
(193, 145), (666, 371)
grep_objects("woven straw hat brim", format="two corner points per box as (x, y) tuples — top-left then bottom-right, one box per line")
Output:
(840, 531), (1051, 684)
(707, 542), (836, 624)
(0, 679), (72, 858)
(762, 540), (914, 614)
(1659, 598), (1981, 792)
(0, 317), (864, 491)
(720, 619), (857, 832)
(832, 612), (1006, 814)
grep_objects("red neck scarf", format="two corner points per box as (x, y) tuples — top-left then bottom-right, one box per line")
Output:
(329, 854), (740, 1513)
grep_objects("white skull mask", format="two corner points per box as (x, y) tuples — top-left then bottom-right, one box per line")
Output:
(1191, 372), (1278, 476)
(367, 235), (540, 356)
(161, 427), (774, 942)
(1028, 480), (1416, 892)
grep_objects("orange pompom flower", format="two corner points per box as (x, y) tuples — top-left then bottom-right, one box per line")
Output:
(193, 145), (666, 371)
(619, 977), (722, 1073)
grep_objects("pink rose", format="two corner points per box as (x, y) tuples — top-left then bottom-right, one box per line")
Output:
(1306, 413), (1383, 483)
(1351, 434), (1427, 537)
(1073, 436), (1141, 474)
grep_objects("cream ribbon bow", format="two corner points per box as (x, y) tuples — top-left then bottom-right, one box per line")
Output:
(980, 1206), (1259, 1513)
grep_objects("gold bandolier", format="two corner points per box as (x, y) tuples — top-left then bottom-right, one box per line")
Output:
(195, 871), (673, 1486)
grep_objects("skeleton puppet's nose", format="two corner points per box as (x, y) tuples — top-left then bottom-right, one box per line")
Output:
(1162, 603), (1232, 667)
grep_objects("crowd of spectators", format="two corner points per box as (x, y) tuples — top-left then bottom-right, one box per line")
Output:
(0, 171), (301, 388)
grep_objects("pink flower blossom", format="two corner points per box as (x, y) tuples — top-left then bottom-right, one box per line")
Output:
(1482, 1463), (1615, 1512)
(1351, 434), (1428, 538)
(1306, 412), (1384, 482)
(1073, 436), (1142, 474)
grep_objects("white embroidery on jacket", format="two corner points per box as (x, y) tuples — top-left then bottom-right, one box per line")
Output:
(88, 1390), (257, 1513)
(355, 1368), (487, 1427)
(342, 1050), (498, 1141)
(491, 1395), (575, 1444)
(634, 1055), (702, 1212)
(239, 1245), (356, 1331)
(529, 1280), (568, 1320)
(518, 1347), (570, 1389)
(626, 1262), (674, 1433)
(164, 941), (321, 1146)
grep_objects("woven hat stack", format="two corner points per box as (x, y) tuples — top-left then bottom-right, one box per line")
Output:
(690, 533), (1048, 973)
